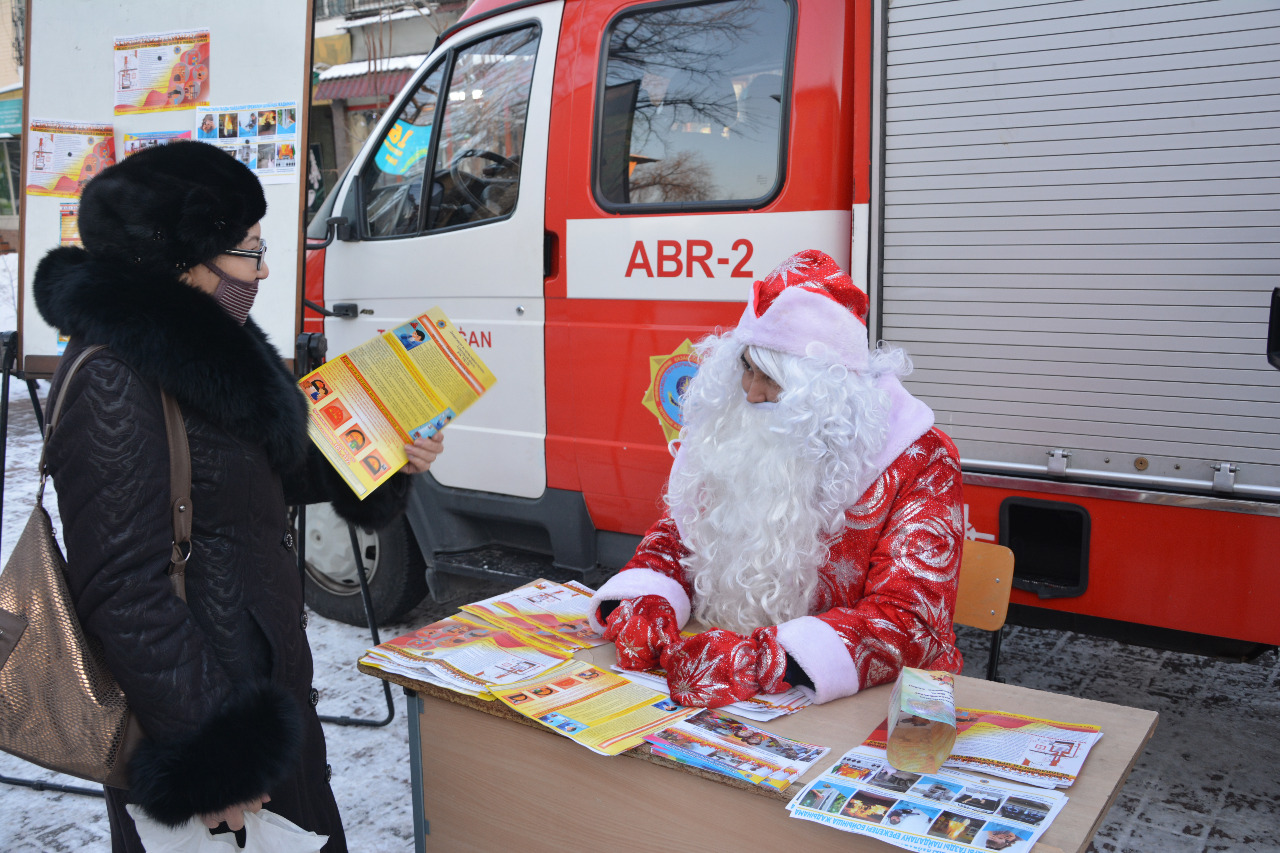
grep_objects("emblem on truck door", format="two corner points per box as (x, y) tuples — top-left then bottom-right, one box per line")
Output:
(642, 340), (697, 442)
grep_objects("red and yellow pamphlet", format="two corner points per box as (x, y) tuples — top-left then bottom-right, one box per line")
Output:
(301, 307), (497, 498)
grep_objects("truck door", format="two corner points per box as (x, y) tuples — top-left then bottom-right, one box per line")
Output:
(323, 3), (563, 500)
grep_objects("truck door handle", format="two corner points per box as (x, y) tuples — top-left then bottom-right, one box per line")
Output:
(1268, 287), (1280, 370)
(304, 300), (358, 318)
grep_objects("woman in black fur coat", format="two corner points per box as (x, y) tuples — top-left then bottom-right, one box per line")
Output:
(33, 141), (443, 852)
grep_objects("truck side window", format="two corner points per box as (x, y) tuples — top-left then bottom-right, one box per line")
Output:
(424, 25), (539, 231)
(596, 0), (793, 209)
(362, 64), (446, 238)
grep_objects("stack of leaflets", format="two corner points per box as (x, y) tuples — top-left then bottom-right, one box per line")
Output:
(645, 709), (828, 792)
(488, 660), (697, 755)
(943, 708), (1104, 789)
(788, 743), (1067, 853)
(359, 612), (572, 699)
(460, 579), (607, 653)
(613, 666), (812, 720)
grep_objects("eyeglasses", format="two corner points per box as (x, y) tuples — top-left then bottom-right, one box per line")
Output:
(224, 239), (268, 270)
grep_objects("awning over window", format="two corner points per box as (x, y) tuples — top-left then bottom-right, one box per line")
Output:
(314, 53), (427, 102)
(315, 69), (414, 102)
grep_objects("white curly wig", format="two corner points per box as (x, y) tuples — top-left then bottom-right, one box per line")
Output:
(665, 329), (912, 633)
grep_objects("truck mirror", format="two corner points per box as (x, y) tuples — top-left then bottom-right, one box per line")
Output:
(330, 215), (354, 244)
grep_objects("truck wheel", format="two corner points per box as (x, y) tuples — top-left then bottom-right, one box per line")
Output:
(301, 502), (428, 627)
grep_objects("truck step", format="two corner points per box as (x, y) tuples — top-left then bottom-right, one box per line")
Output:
(429, 545), (613, 590)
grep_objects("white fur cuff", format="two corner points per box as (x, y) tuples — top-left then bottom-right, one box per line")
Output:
(775, 616), (860, 704)
(588, 569), (692, 632)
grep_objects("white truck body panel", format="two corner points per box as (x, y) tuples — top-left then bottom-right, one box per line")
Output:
(324, 2), (564, 500)
(874, 0), (1280, 499)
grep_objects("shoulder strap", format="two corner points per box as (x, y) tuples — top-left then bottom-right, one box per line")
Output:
(40, 344), (192, 601)
(161, 390), (192, 600)
(41, 344), (109, 452)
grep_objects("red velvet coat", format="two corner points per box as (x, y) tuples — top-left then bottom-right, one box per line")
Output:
(594, 427), (965, 703)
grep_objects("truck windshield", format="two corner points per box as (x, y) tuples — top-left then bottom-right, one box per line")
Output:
(596, 0), (793, 209)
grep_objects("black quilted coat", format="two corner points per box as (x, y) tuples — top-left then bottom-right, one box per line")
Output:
(34, 246), (411, 852)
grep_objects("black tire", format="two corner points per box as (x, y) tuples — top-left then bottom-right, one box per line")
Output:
(301, 502), (428, 626)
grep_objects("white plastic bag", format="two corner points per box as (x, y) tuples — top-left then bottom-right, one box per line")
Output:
(126, 805), (328, 852)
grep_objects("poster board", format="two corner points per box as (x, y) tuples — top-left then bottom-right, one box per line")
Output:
(18, 0), (315, 376)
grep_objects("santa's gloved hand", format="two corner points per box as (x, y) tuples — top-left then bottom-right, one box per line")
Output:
(660, 626), (791, 709)
(600, 595), (680, 671)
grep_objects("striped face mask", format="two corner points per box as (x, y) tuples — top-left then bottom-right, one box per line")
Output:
(203, 259), (259, 325)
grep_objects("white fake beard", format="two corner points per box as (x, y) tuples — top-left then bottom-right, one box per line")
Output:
(669, 392), (839, 634)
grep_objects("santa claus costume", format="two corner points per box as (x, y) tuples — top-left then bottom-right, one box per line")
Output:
(590, 250), (964, 708)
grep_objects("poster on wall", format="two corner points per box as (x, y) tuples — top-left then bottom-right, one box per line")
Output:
(198, 100), (299, 183)
(27, 120), (116, 197)
(114, 29), (211, 114)
(59, 202), (81, 246)
(121, 129), (193, 157)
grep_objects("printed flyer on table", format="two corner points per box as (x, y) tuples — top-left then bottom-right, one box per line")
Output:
(788, 745), (1067, 853)
(197, 101), (299, 183)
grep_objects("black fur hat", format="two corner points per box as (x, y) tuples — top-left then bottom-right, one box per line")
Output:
(77, 140), (267, 276)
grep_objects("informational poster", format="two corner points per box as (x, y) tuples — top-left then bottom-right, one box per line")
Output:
(59, 202), (81, 247)
(114, 29), (211, 114)
(26, 121), (116, 197)
(199, 100), (299, 183)
(121, 129), (193, 157)
(56, 202), (80, 357)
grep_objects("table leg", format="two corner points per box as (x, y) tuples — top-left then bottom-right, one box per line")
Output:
(406, 690), (427, 853)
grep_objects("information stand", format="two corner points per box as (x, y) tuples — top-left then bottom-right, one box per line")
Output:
(361, 636), (1159, 853)
(17, 0), (315, 376)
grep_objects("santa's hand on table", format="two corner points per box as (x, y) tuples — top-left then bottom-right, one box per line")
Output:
(660, 626), (791, 709)
(601, 595), (680, 670)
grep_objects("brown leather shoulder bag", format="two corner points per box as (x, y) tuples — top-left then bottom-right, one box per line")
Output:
(0, 344), (192, 787)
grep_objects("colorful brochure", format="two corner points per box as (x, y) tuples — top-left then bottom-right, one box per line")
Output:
(460, 580), (607, 653)
(789, 743), (1068, 853)
(645, 708), (828, 792)
(301, 307), (497, 499)
(863, 710), (1103, 790)
(114, 29), (210, 114)
(492, 660), (697, 756)
(612, 665), (812, 721)
(359, 613), (570, 699)
(950, 709), (1102, 789)
(27, 121), (115, 197)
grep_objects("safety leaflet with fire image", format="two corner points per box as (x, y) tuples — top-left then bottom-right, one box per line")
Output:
(114, 29), (211, 114)
(27, 121), (115, 198)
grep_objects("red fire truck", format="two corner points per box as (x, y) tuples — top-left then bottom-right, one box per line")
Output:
(303, 0), (1280, 656)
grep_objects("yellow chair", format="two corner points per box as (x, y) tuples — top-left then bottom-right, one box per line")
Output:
(954, 540), (1015, 681)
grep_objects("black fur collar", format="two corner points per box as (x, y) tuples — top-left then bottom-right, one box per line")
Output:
(34, 246), (308, 474)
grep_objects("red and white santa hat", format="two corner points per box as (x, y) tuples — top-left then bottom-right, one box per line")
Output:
(735, 249), (870, 371)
